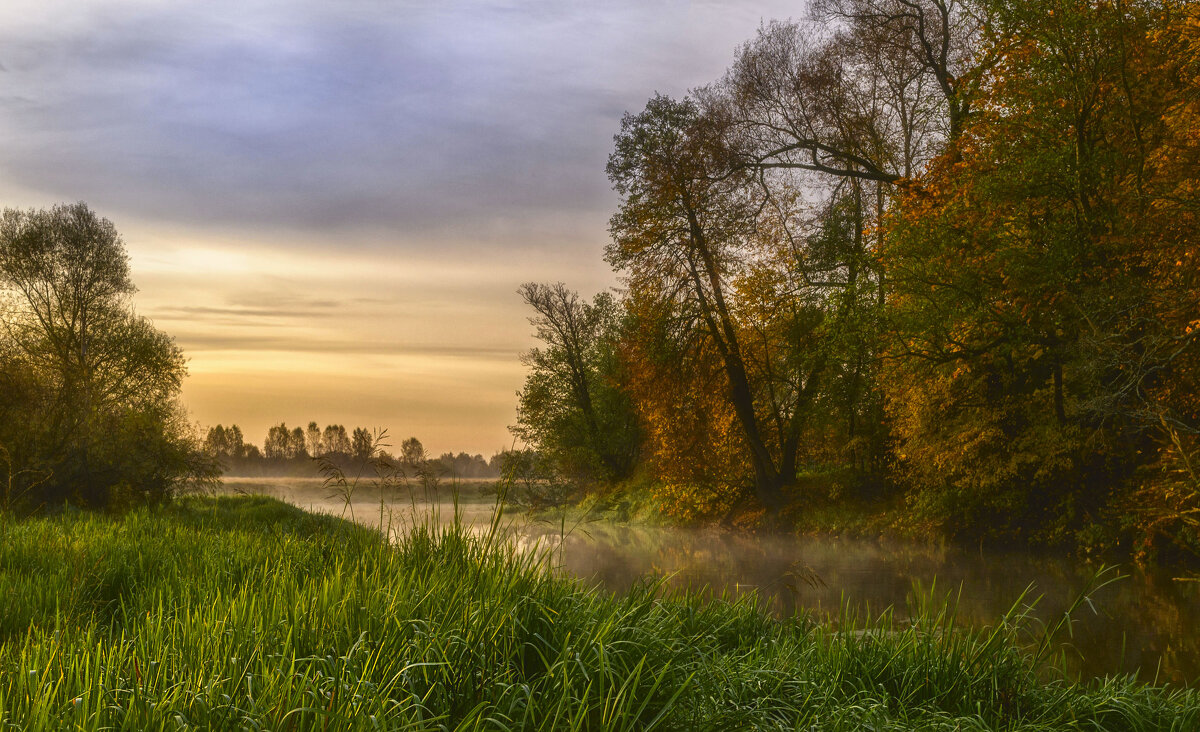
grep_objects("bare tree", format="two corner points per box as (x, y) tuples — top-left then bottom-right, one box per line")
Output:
(813, 0), (985, 141)
(707, 0), (986, 192)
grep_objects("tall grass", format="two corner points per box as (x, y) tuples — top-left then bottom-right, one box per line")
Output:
(0, 495), (1196, 730)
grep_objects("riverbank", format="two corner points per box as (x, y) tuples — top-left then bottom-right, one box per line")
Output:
(1, 495), (1197, 729)
(536, 475), (911, 539)
(554, 475), (1200, 570)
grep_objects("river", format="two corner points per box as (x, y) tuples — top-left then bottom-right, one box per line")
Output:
(222, 476), (1200, 686)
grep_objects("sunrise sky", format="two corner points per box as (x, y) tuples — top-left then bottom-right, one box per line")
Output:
(0, 0), (800, 455)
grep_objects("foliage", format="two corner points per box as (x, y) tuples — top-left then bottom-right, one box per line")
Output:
(619, 294), (750, 521)
(492, 448), (575, 510)
(263, 422), (306, 459)
(606, 94), (818, 511)
(203, 424), (248, 462)
(519, 0), (1200, 552)
(882, 0), (1200, 546)
(0, 203), (212, 509)
(513, 283), (641, 485)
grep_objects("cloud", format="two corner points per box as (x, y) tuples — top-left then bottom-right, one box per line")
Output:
(177, 331), (519, 359)
(0, 0), (799, 245)
(152, 304), (339, 320)
(0, 0), (803, 452)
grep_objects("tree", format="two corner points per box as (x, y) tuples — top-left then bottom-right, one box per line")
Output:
(203, 425), (229, 457)
(881, 0), (1200, 542)
(289, 427), (306, 459)
(226, 424), (245, 459)
(306, 421), (323, 457)
(513, 282), (640, 483)
(812, 0), (987, 142)
(351, 427), (374, 461)
(203, 425), (245, 462)
(264, 424), (291, 459)
(0, 203), (208, 507)
(322, 424), (350, 456)
(398, 437), (444, 492)
(399, 437), (426, 468)
(493, 448), (574, 509)
(708, 1), (983, 193)
(1071, 0), (1200, 556)
(620, 294), (751, 519)
(608, 94), (830, 511)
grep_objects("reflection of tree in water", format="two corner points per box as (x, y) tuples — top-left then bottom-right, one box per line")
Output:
(522, 523), (1200, 684)
(1064, 569), (1200, 684)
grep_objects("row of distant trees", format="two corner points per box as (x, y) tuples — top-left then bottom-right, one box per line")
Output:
(203, 423), (502, 479)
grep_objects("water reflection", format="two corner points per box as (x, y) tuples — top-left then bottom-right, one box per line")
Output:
(224, 477), (1200, 685)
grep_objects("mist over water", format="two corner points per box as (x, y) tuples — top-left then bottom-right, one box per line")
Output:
(225, 477), (1200, 686)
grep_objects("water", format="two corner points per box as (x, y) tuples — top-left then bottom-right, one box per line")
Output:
(223, 476), (1200, 686)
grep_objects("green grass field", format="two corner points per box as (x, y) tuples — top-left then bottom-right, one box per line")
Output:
(0, 495), (1196, 730)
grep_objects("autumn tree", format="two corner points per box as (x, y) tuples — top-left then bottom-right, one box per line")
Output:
(882, 0), (1199, 543)
(687, 3), (989, 485)
(608, 94), (835, 511)
(1080, 0), (1200, 557)
(619, 290), (751, 519)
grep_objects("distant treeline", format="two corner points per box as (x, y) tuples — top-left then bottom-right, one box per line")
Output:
(203, 423), (503, 480)
(513, 0), (1200, 560)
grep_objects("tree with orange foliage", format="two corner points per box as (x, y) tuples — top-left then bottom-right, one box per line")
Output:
(619, 290), (750, 520)
(608, 94), (846, 514)
(883, 0), (1199, 547)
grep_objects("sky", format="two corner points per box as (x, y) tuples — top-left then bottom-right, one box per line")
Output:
(0, 0), (802, 455)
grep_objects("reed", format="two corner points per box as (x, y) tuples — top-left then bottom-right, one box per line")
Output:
(0, 495), (1195, 730)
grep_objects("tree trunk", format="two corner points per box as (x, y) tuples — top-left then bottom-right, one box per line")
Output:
(684, 210), (786, 511)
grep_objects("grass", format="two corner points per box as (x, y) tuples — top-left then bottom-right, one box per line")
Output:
(0, 495), (1197, 730)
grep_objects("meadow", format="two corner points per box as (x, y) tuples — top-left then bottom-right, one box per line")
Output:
(0, 495), (1196, 730)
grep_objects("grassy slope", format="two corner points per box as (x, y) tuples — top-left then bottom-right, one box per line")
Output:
(0, 496), (1195, 730)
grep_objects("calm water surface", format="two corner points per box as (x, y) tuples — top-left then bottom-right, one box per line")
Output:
(224, 477), (1200, 686)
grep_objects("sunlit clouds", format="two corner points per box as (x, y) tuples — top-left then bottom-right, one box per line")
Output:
(0, 0), (800, 453)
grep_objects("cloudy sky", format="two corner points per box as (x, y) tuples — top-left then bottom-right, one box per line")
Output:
(0, 0), (801, 455)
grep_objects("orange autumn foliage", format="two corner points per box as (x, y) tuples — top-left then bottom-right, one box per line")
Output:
(883, 0), (1200, 548)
